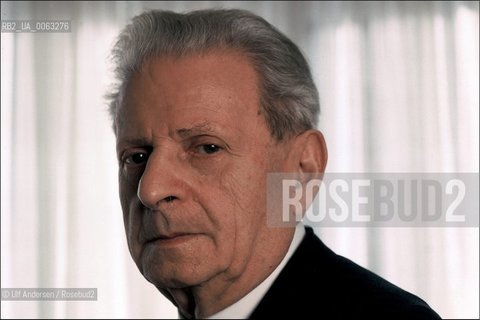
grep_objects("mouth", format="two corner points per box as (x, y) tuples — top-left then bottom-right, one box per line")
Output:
(144, 233), (198, 247)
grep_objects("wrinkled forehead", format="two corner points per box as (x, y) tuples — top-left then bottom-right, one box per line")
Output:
(114, 50), (267, 140)
(114, 48), (260, 131)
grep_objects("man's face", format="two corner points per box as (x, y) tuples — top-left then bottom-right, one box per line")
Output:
(116, 50), (288, 289)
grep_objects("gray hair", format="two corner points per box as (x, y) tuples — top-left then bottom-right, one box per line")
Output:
(107, 9), (320, 140)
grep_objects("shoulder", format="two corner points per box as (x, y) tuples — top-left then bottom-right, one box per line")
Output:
(250, 227), (441, 319)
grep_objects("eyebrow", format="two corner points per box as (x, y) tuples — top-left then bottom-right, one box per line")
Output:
(175, 122), (217, 138)
(116, 137), (152, 151)
(117, 122), (220, 149)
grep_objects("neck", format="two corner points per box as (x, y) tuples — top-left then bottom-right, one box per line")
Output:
(168, 227), (295, 318)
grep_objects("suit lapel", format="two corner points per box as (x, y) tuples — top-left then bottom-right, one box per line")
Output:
(250, 227), (336, 318)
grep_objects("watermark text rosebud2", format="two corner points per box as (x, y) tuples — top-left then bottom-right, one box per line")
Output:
(267, 173), (479, 227)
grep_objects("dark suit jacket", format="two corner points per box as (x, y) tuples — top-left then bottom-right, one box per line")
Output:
(250, 227), (441, 319)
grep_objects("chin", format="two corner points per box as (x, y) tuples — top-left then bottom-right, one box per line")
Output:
(142, 261), (218, 289)
(143, 270), (210, 289)
(138, 238), (228, 289)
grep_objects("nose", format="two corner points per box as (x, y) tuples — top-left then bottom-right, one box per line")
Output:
(137, 149), (187, 209)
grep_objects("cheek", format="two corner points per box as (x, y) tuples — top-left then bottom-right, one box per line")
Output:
(218, 160), (268, 237)
(200, 163), (270, 277)
(227, 155), (268, 202)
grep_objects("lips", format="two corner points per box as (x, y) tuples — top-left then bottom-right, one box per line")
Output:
(142, 231), (198, 246)
(140, 213), (200, 246)
(151, 233), (189, 241)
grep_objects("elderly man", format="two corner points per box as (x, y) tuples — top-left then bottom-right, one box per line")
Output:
(108, 9), (441, 319)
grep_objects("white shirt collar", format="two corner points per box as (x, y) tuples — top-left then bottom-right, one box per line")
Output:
(206, 223), (306, 319)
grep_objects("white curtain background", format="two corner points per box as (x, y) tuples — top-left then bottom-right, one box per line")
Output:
(1, 1), (478, 318)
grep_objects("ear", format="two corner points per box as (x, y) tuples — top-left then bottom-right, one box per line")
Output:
(288, 129), (328, 176)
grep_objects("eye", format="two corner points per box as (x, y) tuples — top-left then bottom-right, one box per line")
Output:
(196, 144), (222, 155)
(124, 152), (149, 165)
